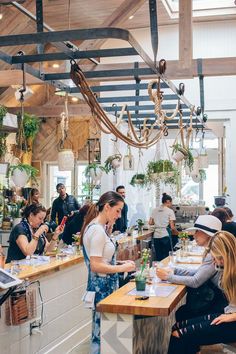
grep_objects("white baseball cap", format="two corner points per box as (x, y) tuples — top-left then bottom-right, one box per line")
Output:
(186, 215), (222, 237)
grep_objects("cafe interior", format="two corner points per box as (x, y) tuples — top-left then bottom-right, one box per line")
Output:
(0, 1), (236, 353)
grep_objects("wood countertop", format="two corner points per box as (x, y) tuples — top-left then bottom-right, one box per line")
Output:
(97, 281), (186, 317)
(115, 229), (153, 245)
(4, 255), (84, 282)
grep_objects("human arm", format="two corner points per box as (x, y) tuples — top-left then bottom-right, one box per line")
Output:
(16, 224), (49, 256)
(164, 261), (216, 288)
(156, 266), (198, 280)
(149, 217), (154, 225)
(90, 257), (135, 274)
(169, 220), (179, 236)
(45, 225), (64, 252)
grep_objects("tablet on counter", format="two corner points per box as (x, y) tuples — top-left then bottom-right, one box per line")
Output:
(0, 268), (22, 289)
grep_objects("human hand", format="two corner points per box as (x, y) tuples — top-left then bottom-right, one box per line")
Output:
(121, 262), (136, 272)
(35, 224), (49, 237)
(156, 268), (172, 280)
(211, 313), (236, 325)
(56, 225), (65, 234)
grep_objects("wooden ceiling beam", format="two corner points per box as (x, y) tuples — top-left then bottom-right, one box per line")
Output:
(78, 0), (147, 52)
(0, 70), (42, 86)
(7, 104), (91, 117)
(179, 0), (193, 73)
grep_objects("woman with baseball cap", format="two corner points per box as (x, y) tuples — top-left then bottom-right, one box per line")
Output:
(167, 231), (236, 354)
(157, 215), (227, 320)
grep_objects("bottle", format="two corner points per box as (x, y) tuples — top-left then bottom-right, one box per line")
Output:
(0, 244), (6, 269)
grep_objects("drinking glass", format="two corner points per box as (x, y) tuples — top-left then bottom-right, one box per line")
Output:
(11, 260), (20, 275)
(169, 251), (177, 266)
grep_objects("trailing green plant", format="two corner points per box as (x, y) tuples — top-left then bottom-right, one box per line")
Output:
(163, 168), (180, 186)
(146, 159), (175, 181)
(172, 143), (194, 171)
(84, 163), (106, 178)
(23, 113), (40, 139)
(130, 173), (147, 187)
(104, 154), (122, 173)
(0, 105), (7, 127)
(8, 164), (39, 183)
(178, 231), (189, 239)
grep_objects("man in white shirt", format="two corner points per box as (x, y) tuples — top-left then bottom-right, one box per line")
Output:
(149, 193), (178, 260)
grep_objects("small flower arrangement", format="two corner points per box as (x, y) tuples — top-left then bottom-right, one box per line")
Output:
(178, 231), (189, 239)
(135, 248), (151, 281)
(72, 233), (81, 245)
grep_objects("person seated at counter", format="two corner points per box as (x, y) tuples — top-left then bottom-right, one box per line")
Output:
(149, 193), (178, 261)
(61, 204), (90, 245)
(26, 188), (40, 205)
(6, 204), (63, 263)
(80, 191), (136, 354)
(212, 207), (236, 237)
(157, 215), (227, 321)
(168, 231), (236, 354)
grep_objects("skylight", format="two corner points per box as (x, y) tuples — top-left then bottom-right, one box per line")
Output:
(162, 0), (236, 18)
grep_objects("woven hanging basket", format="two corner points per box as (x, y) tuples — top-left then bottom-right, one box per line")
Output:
(58, 149), (74, 171)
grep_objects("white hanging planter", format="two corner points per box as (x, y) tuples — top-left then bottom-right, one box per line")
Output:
(11, 169), (29, 187)
(111, 158), (121, 169)
(58, 149), (74, 171)
(192, 174), (201, 183)
(89, 167), (103, 180)
(172, 150), (185, 163)
(190, 158), (199, 177)
(123, 154), (134, 170)
(150, 172), (159, 182)
(198, 154), (209, 169)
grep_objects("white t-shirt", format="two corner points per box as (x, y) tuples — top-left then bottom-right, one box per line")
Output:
(83, 222), (115, 276)
(151, 205), (176, 238)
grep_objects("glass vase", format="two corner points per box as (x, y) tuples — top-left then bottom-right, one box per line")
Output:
(135, 276), (146, 291)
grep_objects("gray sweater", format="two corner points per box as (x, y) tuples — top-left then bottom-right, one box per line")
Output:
(167, 253), (220, 288)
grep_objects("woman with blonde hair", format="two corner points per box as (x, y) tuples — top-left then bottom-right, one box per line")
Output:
(81, 191), (136, 354)
(167, 231), (236, 354)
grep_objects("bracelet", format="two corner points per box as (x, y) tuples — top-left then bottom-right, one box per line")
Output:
(32, 235), (39, 241)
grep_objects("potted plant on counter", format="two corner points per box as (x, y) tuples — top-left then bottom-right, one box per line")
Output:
(135, 248), (151, 291)
(136, 218), (145, 235)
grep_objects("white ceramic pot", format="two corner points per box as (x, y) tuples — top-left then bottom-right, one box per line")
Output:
(111, 158), (121, 169)
(190, 158), (199, 177)
(123, 155), (134, 170)
(89, 167), (103, 180)
(198, 154), (209, 169)
(58, 149), (74, 171)
(172, 151), (185, 163)
(192, 174), (201, 183)
(11, 169), (29, 187)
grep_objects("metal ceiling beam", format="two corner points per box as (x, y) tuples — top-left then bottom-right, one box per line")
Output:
(69, 82), (169, 93)
(0, 50), (12, 65)
(11, 48), (138, 64)
(103, 103), (188, 111)
(97, 95), (178, 103)
(122, 112), (192, 119)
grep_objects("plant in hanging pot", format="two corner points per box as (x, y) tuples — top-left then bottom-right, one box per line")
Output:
(123, 147), (134, 171)
(135, 248), (151, 291)
(192, 169), (207, 183)
(172, 143), (194, 171)
(85, 163), (105, 181)
(104, 154), (122, 174)
(58, 149), (75, 171)
(8, 164), (39, 187)
(198, 148), (209, 169)
(163, 168), (180, 187)
(130, 173), (147, 188)
(0, 132), (8, 161)
(20, 112), (40, 164)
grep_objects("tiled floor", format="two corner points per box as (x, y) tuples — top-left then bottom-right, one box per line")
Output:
(69, 339), (90, 354)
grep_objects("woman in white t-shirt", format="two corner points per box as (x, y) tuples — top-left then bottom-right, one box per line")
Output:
(80, 191), (136, 354)
(149, 193), (178, 261)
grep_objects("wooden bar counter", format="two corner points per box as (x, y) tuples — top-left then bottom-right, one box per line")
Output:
(0, 255), (91, 354)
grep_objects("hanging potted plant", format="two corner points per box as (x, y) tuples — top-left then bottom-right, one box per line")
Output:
(104, 154), (122, 174)
(85, 163), (105, 181)
(130, 173), (147, 188)
(163, 168), (180, 187)
(172, 143), (194, 171)
(123, 146), (134, 171)
(20, 113), (40, 165)
(8, 164), (39, 187)
(192, 169), (207, 183)
(0, 132), (8, 162)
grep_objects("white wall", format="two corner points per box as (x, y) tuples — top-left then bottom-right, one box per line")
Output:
(100, 20), (236, 215)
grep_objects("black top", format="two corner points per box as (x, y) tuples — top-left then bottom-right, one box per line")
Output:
(50, 194), (80, 224)
(222, 222), (236, 237)
(6, 221), (46, 263)
(61, 213), (84, 245)
(113, 202), (128, 233)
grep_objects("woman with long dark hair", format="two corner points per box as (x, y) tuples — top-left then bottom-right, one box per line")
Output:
(6, 204), (63, 263)
(80, 191), (136, 354)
